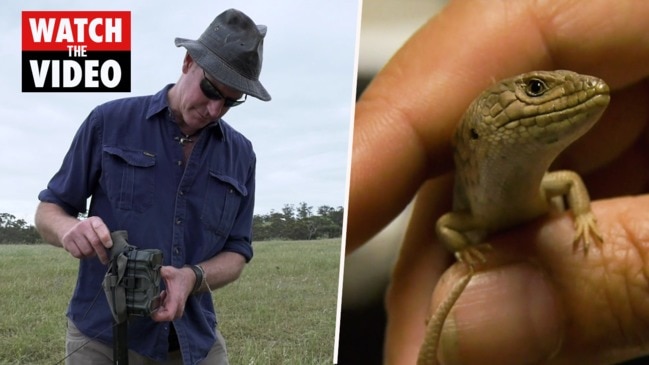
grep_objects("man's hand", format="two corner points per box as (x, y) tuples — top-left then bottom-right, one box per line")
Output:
(150, 252), (247, 322)
(34, 202), (113, 264)
(151, 266), (196, 322)
(60, 216), (113, 264)
(347, 0), (649, 363)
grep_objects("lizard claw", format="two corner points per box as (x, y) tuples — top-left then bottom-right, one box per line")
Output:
(573, 211), (603, 254)
(455, 243), (493, 267)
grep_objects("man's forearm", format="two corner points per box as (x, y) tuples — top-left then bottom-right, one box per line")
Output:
(34, 202), (79, 247)
(198, 251), (247, 291)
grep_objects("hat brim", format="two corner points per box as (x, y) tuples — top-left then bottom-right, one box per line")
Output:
(175, 37), (271, 102)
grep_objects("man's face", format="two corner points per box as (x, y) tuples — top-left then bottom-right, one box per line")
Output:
(173, 57), (245, 133)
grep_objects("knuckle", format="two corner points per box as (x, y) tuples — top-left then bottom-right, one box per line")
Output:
(63, 242), (80, 258)
(88, 216), (106, 231)
(78, 242), (94, 256)
(79, 217), (95, 229)
(88, 235), (103, 248)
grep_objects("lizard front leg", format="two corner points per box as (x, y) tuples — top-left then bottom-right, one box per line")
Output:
(436, 211), (492, 267)
(541, 170), (603, 253)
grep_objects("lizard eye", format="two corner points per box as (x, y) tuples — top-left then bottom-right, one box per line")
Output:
(470, 128), (480, 140)
(525, 78), (548, 97)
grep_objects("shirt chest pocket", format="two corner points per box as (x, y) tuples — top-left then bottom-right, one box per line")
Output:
(201, 172), (248, 237)
(101, 146), (156, 212)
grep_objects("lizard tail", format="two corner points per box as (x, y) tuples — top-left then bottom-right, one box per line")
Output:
(416, 267), (475, 365)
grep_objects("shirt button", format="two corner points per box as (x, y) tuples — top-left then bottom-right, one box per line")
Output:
(179, 190), (185, 196)
(174, 247), (180, 255)
(176, 219), (182, 225)
(177, 160), (183, 166)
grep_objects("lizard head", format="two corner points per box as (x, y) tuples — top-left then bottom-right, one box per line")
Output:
(456, 70), (610, 156)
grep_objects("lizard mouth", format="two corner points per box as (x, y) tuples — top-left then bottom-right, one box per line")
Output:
(538, 92), (610, 144)
(502, 91), (610, 132)
(537, 92), (609, 127)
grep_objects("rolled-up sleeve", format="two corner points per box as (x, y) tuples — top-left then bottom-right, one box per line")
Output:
(221, 152), (255, 262)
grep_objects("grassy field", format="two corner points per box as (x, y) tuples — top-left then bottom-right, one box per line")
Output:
(0, 239), (341, 365)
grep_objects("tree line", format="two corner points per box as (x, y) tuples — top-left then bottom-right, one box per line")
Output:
(252, 203), (344, 241)
(0, 204), (344, 244)
(0, 213), (42, 244)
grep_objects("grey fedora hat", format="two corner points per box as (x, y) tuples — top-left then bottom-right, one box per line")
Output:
(175, 8), (271, 101)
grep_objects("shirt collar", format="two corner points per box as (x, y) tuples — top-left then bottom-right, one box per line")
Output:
(146, 84), (226, 141)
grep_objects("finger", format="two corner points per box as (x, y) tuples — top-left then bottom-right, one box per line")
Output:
(427, 195), (649, 364)
(384, 176), (454, 365)
(163, 267), (187, 319)
(431, 262), (562, 365)
(67, 227), (96, 259)
(152, 267), (186, 322)
(75, 219), (104, 263)
(60, 220), (95, 258)
(87, 217), (112, 264)
(151, 290), (173, 322)
(348, 0), (649, 250)
(62, 237), (83, 259)
(89, 216), (113, 248)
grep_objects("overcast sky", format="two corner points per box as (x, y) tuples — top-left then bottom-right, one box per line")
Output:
(1, 0), (359, 223)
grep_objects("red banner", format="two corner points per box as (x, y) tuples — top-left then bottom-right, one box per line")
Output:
(22, 11), (131, 52)
(21, 11), (131, 92)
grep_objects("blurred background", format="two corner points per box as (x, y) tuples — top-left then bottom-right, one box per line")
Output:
(338, 1), (447, 363)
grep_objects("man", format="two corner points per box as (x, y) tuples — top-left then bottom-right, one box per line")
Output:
(35, 8), (270, 364)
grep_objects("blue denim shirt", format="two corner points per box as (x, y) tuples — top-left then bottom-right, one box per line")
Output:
(38, 85), (255, 364)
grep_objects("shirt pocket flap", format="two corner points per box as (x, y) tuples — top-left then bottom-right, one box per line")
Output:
(103, 146), (156, 168)
(208, 171), (248, 197)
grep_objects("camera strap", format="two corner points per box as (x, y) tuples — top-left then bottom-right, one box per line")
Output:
(103, 231), (131, 324)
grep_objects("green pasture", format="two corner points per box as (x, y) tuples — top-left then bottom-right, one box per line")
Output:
(0, 239), (341, 364)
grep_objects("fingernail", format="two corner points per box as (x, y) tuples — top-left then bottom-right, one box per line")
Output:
(438, 263), (563, 365)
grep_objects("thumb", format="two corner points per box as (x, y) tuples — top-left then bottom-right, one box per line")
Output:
(430, 195), (649, 365)
(433, 263), (562, 365)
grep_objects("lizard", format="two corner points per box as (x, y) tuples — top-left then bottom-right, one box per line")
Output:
(416, 70), (611, 365)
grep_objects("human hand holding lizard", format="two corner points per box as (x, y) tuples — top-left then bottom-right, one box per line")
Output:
(348, 0), (649, 364)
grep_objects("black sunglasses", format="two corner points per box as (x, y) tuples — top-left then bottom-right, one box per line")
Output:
(199, 70), (247, 107)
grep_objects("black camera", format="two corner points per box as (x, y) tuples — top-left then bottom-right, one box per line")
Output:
(103, 231), (163, 323)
